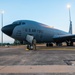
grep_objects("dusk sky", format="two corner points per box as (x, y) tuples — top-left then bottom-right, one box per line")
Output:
(0, 0), (75, 43)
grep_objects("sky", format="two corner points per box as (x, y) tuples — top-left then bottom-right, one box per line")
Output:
(0, 0), (75, 43)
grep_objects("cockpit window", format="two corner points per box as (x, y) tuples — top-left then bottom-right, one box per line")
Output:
(13, 22), (21, 25)
(13, 21), (25, 25)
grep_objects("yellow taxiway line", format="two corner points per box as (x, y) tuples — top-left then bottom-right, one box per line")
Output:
(37, 46), (75, 50)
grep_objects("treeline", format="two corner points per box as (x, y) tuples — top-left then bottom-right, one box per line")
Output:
(0, 40), (27, 46)
(0, 43), (13, 46)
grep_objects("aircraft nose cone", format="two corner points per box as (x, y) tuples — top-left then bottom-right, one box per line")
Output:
(1, 25), (14, 36)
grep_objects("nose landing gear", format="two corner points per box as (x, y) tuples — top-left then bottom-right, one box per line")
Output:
(27, 39), (36, 50)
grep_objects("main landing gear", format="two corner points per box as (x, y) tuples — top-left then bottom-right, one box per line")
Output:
(46, 43), (53, 47)
(66, 41), (73, 46)
(46, 42), (74, 47)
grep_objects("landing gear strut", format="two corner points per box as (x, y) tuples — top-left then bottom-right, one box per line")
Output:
(32, 39), (36, 50)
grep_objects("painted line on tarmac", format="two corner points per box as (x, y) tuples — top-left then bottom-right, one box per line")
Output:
(0, 65), (75, 73)
(39, 48), (75, 50)
(38, 47), (75, 50)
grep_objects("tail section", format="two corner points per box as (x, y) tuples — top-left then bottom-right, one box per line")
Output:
(69, 21), (72, 34)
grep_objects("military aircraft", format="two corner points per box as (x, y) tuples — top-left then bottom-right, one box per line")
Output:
(2, 20), (75, 50)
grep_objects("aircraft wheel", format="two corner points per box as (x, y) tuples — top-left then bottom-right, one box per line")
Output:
(27, 45), (33, 50)
(56, 43), (62, 46)
(46, 43), (49, 47)
(27, 45), (30, 50)
(46, 43), (53, 47)
(49, 43), (53, 46)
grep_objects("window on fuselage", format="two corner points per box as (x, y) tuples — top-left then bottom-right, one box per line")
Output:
(32, 29), (36, 32)
(13, 21), (26, 25)
(13, 22), (21, 25)
(37, 30), (43, 33)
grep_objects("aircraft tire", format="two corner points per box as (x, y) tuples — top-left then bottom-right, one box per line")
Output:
(27, 45), (30, 50)
(46, 43), (53, 47)
(46, 43), (48, 47)
(56, 43), (62, 46)
(27, 45), (32, 50)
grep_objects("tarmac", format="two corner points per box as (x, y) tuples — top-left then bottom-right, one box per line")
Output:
(0, 45), (75, 75)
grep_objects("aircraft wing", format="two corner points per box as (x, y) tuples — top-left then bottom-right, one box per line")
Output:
(53, 34), (75, 42)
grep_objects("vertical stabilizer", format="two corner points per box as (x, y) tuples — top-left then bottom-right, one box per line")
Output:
(69, 21), (72, 34)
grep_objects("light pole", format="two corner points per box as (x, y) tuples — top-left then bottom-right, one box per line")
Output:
(67, 4), (72, 34)
(67, 4), (71, 21)
(0, 10), (4, 46)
